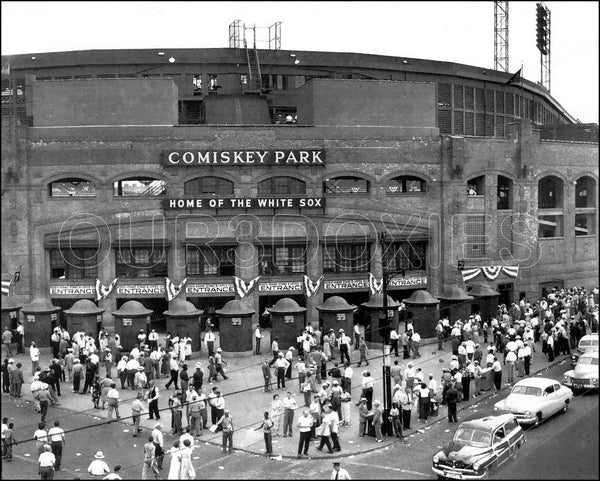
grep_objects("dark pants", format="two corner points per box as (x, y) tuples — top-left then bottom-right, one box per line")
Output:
(402, 409), (411, 429)
(283, 409), (294, 436)
(153, 443), (164, 469)
(298, 431), (311, 455)
(524, 356), (531, 375)
(118, 371), (127, 390)
(40, 400), (49, 423)
(276, 367), (286, 389)
(269, 351), (278, 366)
(207, 341), (214, 358)
(331, 431), (341, 451)
(354, 333), (360, 349)
(264, 432), (272, 454)
(448, 402), (458, 422)
(392, 417), (403, 437)
(39, 466), (54, 480)
(340, 345), (351, 364)
(493, 371), (502, 390)
(255, 338), (261, 355)
(391, 339), (399, 356)
(264, 376), (272, 392)
(462, 377), (470, 401)
(50, 442), (62, 469)
(403, 345), (410, 359)
(148, 400), (160, 419)
(222, 430), (233, 452)
(165, 370), (179, 389)
(82, 375), (93, 394)
(318, 435), (334, 453)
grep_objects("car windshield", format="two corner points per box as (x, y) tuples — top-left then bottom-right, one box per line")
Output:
(453, 428), (492, 448)
(578, 357), (599, 366)
(511, 385), (542, 396)
(580, 339), (599, 348)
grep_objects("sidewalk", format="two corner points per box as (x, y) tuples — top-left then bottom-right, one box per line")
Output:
(2, 334), (570, 460)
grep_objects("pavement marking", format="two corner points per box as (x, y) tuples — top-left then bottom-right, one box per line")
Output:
(347, 460), (430, 477)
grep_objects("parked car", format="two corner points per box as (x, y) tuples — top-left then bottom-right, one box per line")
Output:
(571, 334), (599, 366)
(432, 414), (525, 480)
(493, 377), (573, 426)
(563, 351), (599, 390)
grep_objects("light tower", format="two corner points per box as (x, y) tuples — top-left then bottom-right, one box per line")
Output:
(494, 1), (509, 72)
(536, 2), (551, 91)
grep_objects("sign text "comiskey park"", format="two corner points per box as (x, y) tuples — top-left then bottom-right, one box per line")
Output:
(162, 150), (325, 166)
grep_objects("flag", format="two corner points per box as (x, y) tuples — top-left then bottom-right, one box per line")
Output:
(368, 273), (383, 296)
(165, 277), (189, 302)
(506, 68), (522, 85)
(501, 266), (519, 278)
(461, 268), (481, 282)
(1, 279), (12, 296)
(95, 278), (119, 301)
(481, 266), (502, 280)
(303, 275), (324, 298)
(233, 276), (261, 299)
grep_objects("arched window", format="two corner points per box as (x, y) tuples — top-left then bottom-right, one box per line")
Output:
(538, 176), (564, 209)
(386, 176), (426, 194)
(467, 175), (485, 196)
(113, 177), (166, 197)
(575, 176), (596, 208)
(323, 176), (370, 194)
(497, 176), (513, 210)
(258, 176), (306, 195)
(184, 176), (234, 196)
(48, 177), (96, 197)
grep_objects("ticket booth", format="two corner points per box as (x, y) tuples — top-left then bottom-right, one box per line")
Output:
(437, 284), (474, 323)
(64, 299), (105, 338)
(402, 290), (440, 339)
(467, 285), (500, 323)
(1, 296), (22, 332)
(20, 297), (62, 348)
(269, 298), (307, 351)
(315, 296), (356, 336)
(361, 294), (400, 344)
(216, 300), (255, 352)
(112, 301), (153, 352)
(163, 299), (203, 352)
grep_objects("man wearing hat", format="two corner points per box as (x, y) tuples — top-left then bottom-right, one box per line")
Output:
(372, 400), (384, 442)
(357, 398), (371, 437)
(30, 341), (40, 376)
(38, 444), (56, 480)
(330, 461), (351, 480)
(87, 451), (110, 476)
(214, 348), (229, 381)
(338, 330), (351, 365)
(2, 327), (13, 359)
(215, 409), (234, 454)
(274, 352), (290, 390)
(151, 423), (165, 470)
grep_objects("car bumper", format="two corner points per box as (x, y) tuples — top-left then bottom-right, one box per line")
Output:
(511, 414), (538, 425)
(564, 378), (599, 389)
(432, 466), (487, 480)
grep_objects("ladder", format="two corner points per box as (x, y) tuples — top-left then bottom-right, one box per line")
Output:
(244, 33), (262, 92)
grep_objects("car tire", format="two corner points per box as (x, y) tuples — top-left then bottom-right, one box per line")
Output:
(534, 412), (542, 426)
(562, 402), (569, 414)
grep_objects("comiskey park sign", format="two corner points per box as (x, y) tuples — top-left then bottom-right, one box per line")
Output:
(162, 149), (325, 166)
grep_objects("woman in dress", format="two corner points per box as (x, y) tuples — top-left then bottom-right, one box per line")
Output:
(91, 374), (102, 409)
(270, 393), (284, 437)
(161, 349), (171, 377)
(167, 440), (182, 480)
(178, 439), (195, 479)
(208, 354), (218, 382)
(322, 332), (332, 360)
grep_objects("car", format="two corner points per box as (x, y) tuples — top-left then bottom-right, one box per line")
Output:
(493, 377), (573, 426)
(571, 334), (599, 366)
(563, 351), (599, 390)
(431, 414), (525, 480)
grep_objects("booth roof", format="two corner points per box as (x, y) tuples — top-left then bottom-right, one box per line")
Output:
(315, 295), (356, 312)
(467, 284), (501, 298)
(163, 299), (203, 316)
(215, 299), (255, 316)
(0, 295), (23, 311)
(21, 297), (61, 313)
(112, 300), (153, 316)
(402, 290), (440, 305)
(361, 293), (400, 309)
(436, 284), (474, 301)
(64, 299), (105, 315)
(268, 297), (307, 314)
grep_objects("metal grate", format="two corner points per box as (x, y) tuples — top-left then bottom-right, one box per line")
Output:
(506, 93), (514, 116)
(475, 88), (485, 112)
(464, 215), (486, 258)
(438, 109), (451, 134)
(485, 90), (495, 112)
(438, 83), (451, 107)
(454, 84), (464, 109)
(465, 86), (474, 110)
(486, 114), (495, 137)
(454, 110), (464, 135)
(475, 113), (486, 136)
(495, 91), (505, 113)
(495, 115), (505, 137)
(464, 112), (474, 136)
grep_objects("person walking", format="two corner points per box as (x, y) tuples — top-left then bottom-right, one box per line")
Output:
(316, 405), (335, 454)
(165, 355), (179, 390)
(37, 386), (52, 423)
(33, 423), (49, 457)
(151, 423), (165, 471)
(214, 348), (229, 380)
(105, 383), (121, 420)
(296, 410), (314, 458)
(142, 436), (159, 480)
(147, 380), (160, 420)
(3, 422), (15, 462)
(47, 421), (65, 471)
(216, 409), (234, 454)
(492, 356), (503, 391)
(268, 337), (280, 367)
(30, 341), (40, 375)
(330, 461), (352, 480)
(38, 444), (56, 480)
(192, 362), (203, 392)
(255, 411), (274, 455)
(204, 326), (216, 358)
(131, 393), (144, 437)
(446, 382), (459, 423)
(356, 336), (369, 367)
(282, 391), (297, 437)
(166, 440), (182, 480)
(372, 400), (384, 442)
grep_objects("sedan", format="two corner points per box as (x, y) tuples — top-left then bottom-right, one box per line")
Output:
(493, 377), (573, 426)
(563, 351), (599, 391)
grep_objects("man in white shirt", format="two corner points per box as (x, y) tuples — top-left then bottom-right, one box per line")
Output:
(151, 424), (164, 470)
(282, 391), (298, 437)
(296, 410), (314, 458)
(254, 326), (263, 355)
(47, 420), (66, 471)
(353, 324), (361, 350)
(125, 356), (140, 390)
(30, 342), (40, 375)
(38, 444), (56, 478)
(274, 352), (290, 390)
(204, 327), (216, 358)
(179, 426), (195, 449)
(338, 330), (351, 365)
(88, 451), (110, 476)
(342, 362), (353, 395)
(389, 329), (399, 357)
(106, 383), (121, 420)
(148, 329), (159, 351)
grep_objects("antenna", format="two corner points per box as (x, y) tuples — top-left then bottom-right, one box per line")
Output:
(494, 1), (509, 72)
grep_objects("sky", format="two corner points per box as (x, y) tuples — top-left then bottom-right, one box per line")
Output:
(1, 1), (598, 124)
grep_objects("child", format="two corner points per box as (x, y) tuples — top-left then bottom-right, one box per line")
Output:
(3, 422), (14, 460)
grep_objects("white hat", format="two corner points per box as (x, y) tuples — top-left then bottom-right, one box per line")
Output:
(216, 348), (223, 352)
(94, 451), (105, 459)
(195, 362), (202, 368)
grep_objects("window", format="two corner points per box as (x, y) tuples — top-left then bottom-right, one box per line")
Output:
(192, 74), (202, 95)
(272, 107), (297, 124)
(324, 176), (370, 194)
(116, 247), (168, 278)
(184, 177), (234, 196)
(258, 245), (307, 275)
(49, 248), (99, 279)
(383, 241), (427, 271)
(538, 176), (564, 209)
(543, 385), (555, 396)
(497, 176), (512, 210)
(323, 243), (371, 274)
(386, 176), (426, 194)
(209, 74), (219, 91)
(186, 245), (236, 276)
(464, 215), (486, 258)
(575, 213), (595, 236)
(49, 178), (96, 197)
(258, 177), (305, 195)
(467, 176), (485, 196)
(575, 176), (596, 208)
(493, 427), (506, 443)
(538, 215), (564, 238)
(240, 74), (248, 85)
(113, 177), (166, 197)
